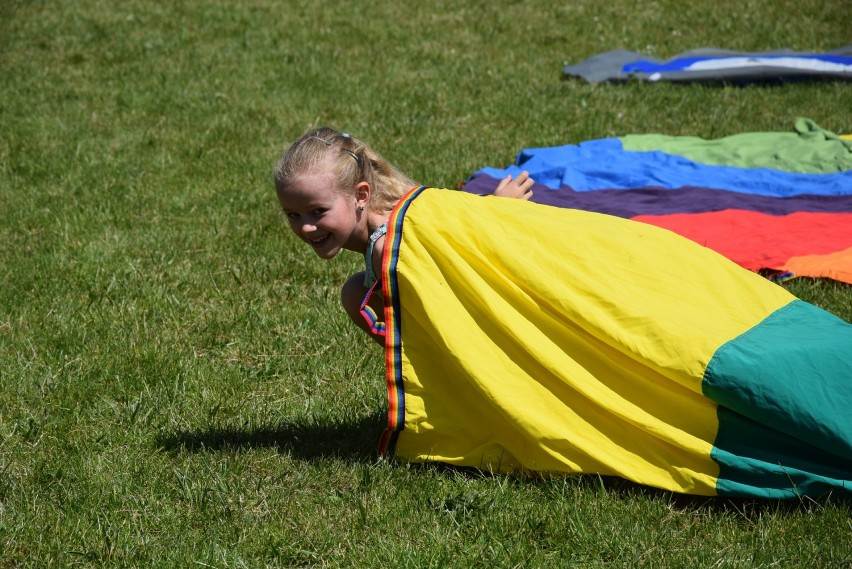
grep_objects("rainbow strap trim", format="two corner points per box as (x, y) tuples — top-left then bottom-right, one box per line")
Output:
(377, 187), (426, 456)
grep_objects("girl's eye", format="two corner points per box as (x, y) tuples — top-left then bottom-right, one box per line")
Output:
(312, 208), (327, 216)
(286, 212), (299, 220)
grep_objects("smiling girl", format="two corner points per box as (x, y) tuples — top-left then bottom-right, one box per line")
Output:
(274, 127), (533, 340)
(272, 127), (851, 499)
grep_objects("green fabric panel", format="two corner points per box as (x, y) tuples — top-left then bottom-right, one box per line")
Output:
(622, 118), (852, 173)
(704, 300), (852, 498)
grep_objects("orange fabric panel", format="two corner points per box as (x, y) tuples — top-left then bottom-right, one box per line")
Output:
(781, 247), (852, 283)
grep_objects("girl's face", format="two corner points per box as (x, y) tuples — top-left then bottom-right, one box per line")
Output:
(276, 169), (364, 259)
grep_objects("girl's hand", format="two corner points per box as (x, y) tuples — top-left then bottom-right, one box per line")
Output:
(493, 170), (534, 200)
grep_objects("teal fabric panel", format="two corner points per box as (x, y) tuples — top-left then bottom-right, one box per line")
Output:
(704, 300), (852, 498)
(713, 408), (851, 498)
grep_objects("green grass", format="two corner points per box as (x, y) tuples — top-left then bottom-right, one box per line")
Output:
(1, 0), (850, 566)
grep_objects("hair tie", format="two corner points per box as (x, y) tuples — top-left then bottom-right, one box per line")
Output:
(307, 133), (360, 164)
(341, 148), (362, 164)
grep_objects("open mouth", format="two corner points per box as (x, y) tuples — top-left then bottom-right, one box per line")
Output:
(308, 234), (331, 247)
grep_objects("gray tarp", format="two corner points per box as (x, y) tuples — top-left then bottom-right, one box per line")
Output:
(562, 46), (852, 84)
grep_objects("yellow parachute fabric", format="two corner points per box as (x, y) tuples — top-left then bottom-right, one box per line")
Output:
(376, 188), (794, 495)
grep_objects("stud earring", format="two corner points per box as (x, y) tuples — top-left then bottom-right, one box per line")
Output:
(357, 205), (365, 212)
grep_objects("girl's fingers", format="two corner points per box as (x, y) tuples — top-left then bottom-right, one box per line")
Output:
(493, 171), (534, 200)
(494, 174), (512, 193)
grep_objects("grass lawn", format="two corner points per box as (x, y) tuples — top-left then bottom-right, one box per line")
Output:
(1, 0), (850, 566)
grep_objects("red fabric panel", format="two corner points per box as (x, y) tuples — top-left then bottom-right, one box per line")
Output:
(631, 210), (852, 283)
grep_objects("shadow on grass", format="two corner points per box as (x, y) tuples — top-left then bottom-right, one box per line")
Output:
(155, 412), (850, 513)
(155, 410), (387, 463)
(585, 474), (851, 514)
(413, 463), (851, 515)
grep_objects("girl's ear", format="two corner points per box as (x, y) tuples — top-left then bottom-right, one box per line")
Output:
(354, 181), (371, 209)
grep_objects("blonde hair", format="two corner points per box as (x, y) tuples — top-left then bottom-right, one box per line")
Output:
(273, 127), (417, 214)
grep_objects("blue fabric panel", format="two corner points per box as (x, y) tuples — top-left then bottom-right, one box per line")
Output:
(624, 54), (852, 73)
(463, 174), (852, 217)
(474, 139), (852, 196)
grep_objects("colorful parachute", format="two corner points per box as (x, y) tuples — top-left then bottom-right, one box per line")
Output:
(463, 118), (852, 284)
(368, 188), (851, 499)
